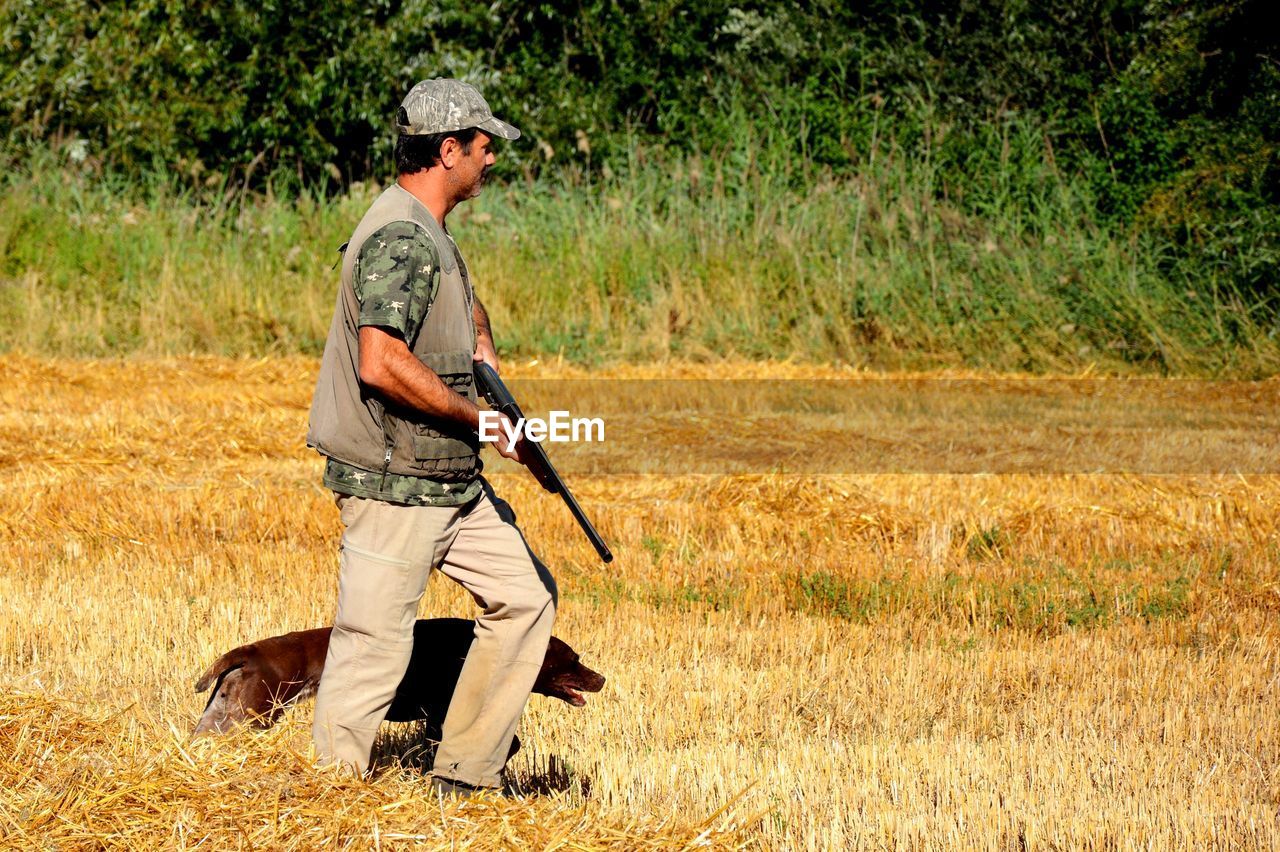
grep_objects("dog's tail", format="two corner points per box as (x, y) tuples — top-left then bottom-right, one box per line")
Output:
(194, 646), (252, 693)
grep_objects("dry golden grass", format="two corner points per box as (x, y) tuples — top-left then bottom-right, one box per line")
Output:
(0, 355), (1276, 849)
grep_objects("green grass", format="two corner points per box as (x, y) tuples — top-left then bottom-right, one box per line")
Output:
(782, 564), (1195, 633)
(2, 129), (1276, 375)
(561, 559), (1198, 634)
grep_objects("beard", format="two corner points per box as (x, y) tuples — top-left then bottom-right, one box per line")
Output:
(465, 163), (488, 197)
(468, 166), (490, 198)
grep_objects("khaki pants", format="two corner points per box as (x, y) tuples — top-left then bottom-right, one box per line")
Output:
(311, 478), (557, 787)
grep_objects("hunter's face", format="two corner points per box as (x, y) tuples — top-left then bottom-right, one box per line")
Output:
(457, 130), (496, 200)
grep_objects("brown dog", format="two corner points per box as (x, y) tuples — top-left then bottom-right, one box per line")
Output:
(194, 618), (605, 742)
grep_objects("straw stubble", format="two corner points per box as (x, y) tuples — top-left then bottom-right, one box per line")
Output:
(0, 356), (1276, 849)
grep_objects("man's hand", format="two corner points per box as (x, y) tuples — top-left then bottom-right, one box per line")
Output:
(474, 332), (500, 373)
(491, 412), (527, 465)
(473, 297), (500, 373)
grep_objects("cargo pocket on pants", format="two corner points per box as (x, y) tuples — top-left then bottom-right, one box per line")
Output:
(334, 541), (417, 643)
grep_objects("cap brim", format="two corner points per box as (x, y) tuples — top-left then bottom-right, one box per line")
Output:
(477, 116), (521, 141)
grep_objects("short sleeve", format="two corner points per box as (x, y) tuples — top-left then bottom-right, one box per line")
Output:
(352, 221), (440, 342)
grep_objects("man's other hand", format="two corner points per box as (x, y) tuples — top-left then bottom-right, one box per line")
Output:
(492, 412), (527, 465)
(474, 334), (501, 374)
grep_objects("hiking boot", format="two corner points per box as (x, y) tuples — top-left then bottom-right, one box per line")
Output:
(431, 776), (497, 799)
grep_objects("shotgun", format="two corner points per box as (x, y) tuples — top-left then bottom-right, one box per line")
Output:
(474, 362), (613, 563)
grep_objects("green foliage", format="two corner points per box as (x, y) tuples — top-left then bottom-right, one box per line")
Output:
(0, 0), (1276, 332)
(0, 0), (509, 188)
(3, 1), (1273, 185)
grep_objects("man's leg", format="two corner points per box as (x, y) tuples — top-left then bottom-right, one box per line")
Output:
(431, 479), (557, 789)
(311, 495), (461, 774)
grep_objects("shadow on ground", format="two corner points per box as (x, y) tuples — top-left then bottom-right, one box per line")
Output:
(371, 722), (591, 798)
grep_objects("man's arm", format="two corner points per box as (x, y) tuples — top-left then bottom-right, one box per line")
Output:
(359, 325), (523, 463)
(473, 297), (500, 373)
(358, 325), (480, 429)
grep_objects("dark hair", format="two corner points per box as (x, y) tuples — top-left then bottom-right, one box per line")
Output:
(395, 121), (480, 175)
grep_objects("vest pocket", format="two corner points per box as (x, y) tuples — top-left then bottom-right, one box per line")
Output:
(411, 434), (479, 465)
(420, 350), (476, 398)
(398, 424), (480, 478)
(385, 349), (481, 479)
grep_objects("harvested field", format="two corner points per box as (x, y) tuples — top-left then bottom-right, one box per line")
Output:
(0, 356), (1276, 849)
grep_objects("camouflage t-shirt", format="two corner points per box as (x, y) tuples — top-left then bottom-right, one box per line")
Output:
(323, 220), (482, 507)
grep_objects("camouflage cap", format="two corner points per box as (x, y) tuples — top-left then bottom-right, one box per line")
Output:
(396, 78), (521, 141)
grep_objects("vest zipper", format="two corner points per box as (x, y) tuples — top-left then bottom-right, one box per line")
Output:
(378, 401), (395, 490)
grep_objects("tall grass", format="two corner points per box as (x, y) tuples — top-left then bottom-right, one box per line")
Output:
(2, 121), (1275, 375)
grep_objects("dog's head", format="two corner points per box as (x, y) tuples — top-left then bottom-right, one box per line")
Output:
(533, 636), (606, 707)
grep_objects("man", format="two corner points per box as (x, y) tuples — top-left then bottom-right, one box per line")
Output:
(306, 78), (556, 797)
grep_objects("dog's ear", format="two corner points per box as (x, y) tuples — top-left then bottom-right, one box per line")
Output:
(195, 650), (249, 693)
(543, 636), (575, 667)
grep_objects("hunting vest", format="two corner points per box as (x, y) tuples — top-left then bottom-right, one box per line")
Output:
(307, 184), (480, 483)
